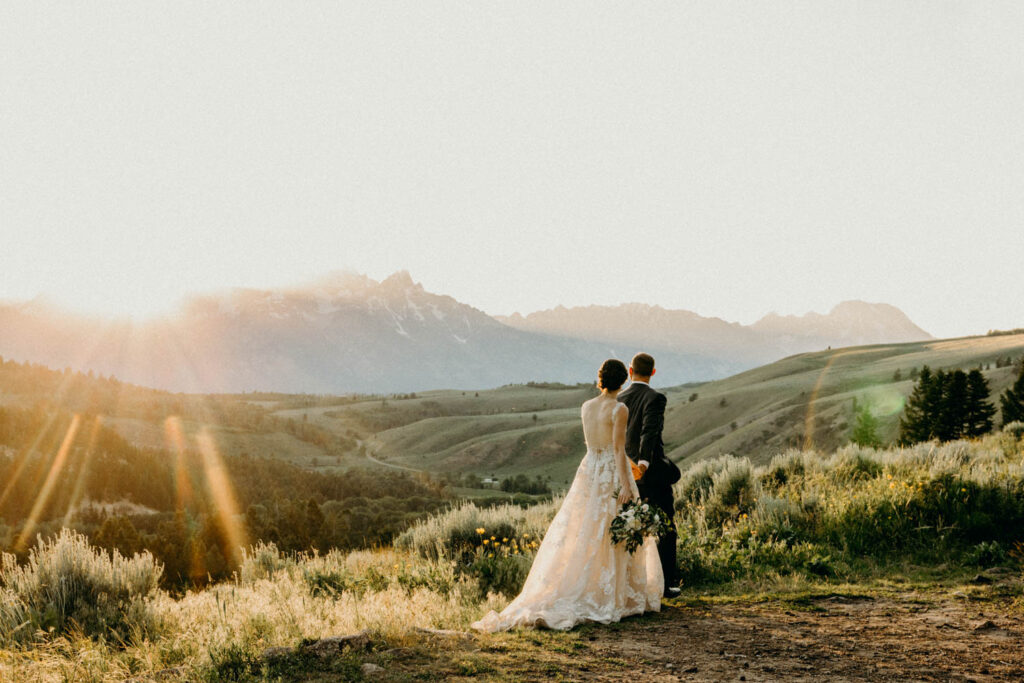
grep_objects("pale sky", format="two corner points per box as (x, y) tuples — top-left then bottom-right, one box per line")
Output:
(2, 2), (1022, 339)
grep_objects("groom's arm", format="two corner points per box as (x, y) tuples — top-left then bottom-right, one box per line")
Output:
(639, 393), (667, 471)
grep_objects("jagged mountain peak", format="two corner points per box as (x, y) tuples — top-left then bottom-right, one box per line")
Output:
(380, 270), (418, 290)
(751, 300), (932, 342)
(0, 275), (935, 394)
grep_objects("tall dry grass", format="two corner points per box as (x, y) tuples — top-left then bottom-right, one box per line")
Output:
(2, 432), (1023, 681)
(675, 432), (1024, 586)
(0, 528), (161, 646)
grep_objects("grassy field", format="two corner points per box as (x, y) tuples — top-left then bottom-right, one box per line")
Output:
(3, 429), (1024, 681)
(664, 332), (1024, 467)
(286, 334), (1024, 488)
(2, 334), (1021, 498)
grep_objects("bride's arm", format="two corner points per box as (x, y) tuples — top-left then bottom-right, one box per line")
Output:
(613, 404), (635, 504)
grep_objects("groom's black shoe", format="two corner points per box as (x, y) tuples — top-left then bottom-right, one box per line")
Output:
(663, 586), (681, 598)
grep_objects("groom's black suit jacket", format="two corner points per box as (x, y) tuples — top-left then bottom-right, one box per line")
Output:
(617, 382), (681, 507)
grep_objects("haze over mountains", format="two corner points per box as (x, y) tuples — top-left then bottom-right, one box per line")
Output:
(0, 271), (931, 394)
(498, 300), (932, 368)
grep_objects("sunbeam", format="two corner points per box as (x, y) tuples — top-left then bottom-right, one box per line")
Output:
(15, 413), (82, 551)
(0, 410), (61, 512)
(196, 427), (248, 566)
(164, 415), (195, 511)
(802, 352), (852, 452)
(61, 414), (105, 527)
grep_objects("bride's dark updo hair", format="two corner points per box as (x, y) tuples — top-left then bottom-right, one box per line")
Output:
(598, 359), (628, 392)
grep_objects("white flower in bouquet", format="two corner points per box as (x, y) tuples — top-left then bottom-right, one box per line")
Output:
(609, 497), (672, 554)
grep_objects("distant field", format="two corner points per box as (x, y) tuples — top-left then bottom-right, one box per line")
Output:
(294, 334), (1024, 486)
(295, 384), (596, 486)
(665, 334), (1024, 468)
(4, 334), (1022, 492)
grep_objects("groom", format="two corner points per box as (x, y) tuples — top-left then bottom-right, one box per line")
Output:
(617, 352), (682, 597)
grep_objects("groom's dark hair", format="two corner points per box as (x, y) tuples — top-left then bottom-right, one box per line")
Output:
(631, 352), (655, 377)
(598, 359), (628, 391)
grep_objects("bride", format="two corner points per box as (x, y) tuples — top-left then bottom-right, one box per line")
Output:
(472, 359), (664, 632)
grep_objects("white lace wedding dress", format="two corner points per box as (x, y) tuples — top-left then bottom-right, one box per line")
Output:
(471, 398), (663, 632)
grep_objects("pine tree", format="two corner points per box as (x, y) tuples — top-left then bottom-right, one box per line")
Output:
(962, 369), (996, 437)
(899, 365), (933, 444)
(1000, 366), (1024, 427)
(936, 370), (968, 441)
(851, 403), (882, 448)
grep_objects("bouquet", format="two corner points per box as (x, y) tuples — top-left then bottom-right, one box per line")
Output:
(609, 498), (671, 554)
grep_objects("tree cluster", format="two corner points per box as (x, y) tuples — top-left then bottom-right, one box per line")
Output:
(0, 403), (448, 587)
(995, 355), (1023, 370)
(898, 367), (996, 444)
(499, 473), (551, 495)
(999, 366), (1024, 427)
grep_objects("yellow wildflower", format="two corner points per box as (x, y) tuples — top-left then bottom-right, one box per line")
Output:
(476, 528), (485, 534)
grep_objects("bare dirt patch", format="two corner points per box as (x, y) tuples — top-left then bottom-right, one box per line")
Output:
(353, 591), (1024, 682)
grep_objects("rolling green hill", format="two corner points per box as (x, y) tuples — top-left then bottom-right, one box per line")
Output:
(313, 334), (1024, 487)
(662, 333), (1024, 469)
(3, 334), (1022, 492)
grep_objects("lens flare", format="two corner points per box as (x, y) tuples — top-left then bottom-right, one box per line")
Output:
(196, 427), (248, 566)
(16, 414), (82, 551)
(0, 411), (63, 512)
(803, 351), (853, 451)
(61, 414), (105, 526)
(164, 416), (195, 510)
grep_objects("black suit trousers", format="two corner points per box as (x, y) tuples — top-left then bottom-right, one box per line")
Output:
(637, 481), (677, 590)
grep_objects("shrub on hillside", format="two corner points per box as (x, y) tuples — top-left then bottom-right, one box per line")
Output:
(704, 456), (758, 526)
(759, 450), (809, 490)
(674, 435), (1024, 587)
(394, 499), (556, 562)
(1002, 421), (1024, 439)
(469, 549), (533, 598)
(238, 541), (294, 583)
(677, 457), (720, 506)
(828, 446), (883, 482)
(0, 529), (162, 644)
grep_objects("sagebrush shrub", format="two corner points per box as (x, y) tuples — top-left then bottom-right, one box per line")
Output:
(394, 499), (555, 561)
(704, 456), (758, 526)
(677, 457), (721, 505)
(0, 528), (162, 644)
(829, 446), (883, 482)
(760, 450), (808, 490)
(238, 541), (294, 583)
(674, 431), (1024, 587)
(1003, 421), (1024, 438)
(469, 553), (532, 598)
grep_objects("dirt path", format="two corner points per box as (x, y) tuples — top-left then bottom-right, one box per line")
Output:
(354, 591), (1024, 682)
(357, 439), (422, 473)
(578, 595), (1024, 682)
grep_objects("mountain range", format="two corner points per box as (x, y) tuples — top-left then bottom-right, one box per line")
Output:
(0, 271), (931, 393)
(497, 300), (932, 368)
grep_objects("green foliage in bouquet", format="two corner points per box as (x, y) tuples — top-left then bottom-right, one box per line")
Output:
(609, 499), (671, 554)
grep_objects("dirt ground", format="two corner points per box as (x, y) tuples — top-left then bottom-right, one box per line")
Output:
(357, 589), (1024, 682)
